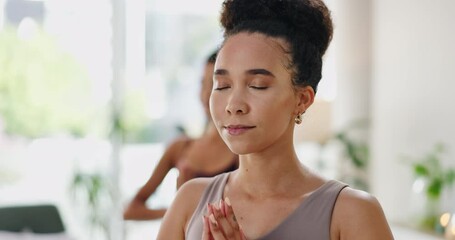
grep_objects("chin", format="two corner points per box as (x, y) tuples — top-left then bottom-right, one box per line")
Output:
(226, 142), (258, 155)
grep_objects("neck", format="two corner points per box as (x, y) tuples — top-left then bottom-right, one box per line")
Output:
(232, 145), (309, 198)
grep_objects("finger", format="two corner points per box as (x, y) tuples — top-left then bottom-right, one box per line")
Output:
(215, 200), (237, 238)
(212, 201), (223, 219)
(208, 213), (226, 240)
(220, 199), (227, 217)
(212, 202), (234, 235)
(224, 198), (240, 231)
(211, 201), (243, 239)
(240, 228), (247, 240)
(211, 202), (233, 237)
(208, 203), (223, 220)
(207, 203), (214, 216)
(202, 215), (211, 240)
(205, 205), (216, 240)
(222, 198), (244, 239)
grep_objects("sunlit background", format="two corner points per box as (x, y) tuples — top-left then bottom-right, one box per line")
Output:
(0, 0), (454, 239)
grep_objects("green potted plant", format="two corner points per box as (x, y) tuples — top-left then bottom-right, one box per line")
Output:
(406, 143), (455, 233)
(333, 119), (370, 191)
(70, 170), (113, 240)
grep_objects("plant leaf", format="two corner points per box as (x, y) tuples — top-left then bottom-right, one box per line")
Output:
(414, 164), (429, 177)
(426, 178), (443, 200)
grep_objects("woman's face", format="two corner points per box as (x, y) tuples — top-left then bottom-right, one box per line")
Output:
(200, 62), (215, 118)
(210, 32), (312, 155)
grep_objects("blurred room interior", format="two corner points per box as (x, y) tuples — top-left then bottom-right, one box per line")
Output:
(0, 0), (454, 239)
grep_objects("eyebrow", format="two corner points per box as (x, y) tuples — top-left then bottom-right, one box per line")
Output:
(214, 69), (228, 76)
(247, 69), (275, 77)
(214, 68), (275, 77)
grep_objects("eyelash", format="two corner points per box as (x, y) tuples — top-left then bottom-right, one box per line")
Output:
(250, 86), (268, 90)
(214, 86), (230, 91)
(213, 86), (268, 91)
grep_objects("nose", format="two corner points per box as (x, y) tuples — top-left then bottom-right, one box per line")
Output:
(225, 88), (248, 115)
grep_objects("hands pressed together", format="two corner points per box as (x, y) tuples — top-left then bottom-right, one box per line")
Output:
(202, 198), (247, 240)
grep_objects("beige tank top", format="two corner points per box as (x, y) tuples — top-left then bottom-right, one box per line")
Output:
(185, 172), (348, 240)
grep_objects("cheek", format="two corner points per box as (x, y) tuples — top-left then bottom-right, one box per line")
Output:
(258, 96), (295, 126)
(262, 107), (291, 129)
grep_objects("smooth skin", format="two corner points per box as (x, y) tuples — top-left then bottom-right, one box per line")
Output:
(123, 62), (236, 220)
(157, 32), (394, 239)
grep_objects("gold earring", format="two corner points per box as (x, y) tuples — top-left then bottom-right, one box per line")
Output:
(295, 113), (303, 124)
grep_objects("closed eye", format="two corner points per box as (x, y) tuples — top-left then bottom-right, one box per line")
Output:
(214, 86), (230, 91)
(250, 86), (268, 90)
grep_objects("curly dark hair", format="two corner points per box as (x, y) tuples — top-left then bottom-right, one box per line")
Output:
(220, 0), (333, 92)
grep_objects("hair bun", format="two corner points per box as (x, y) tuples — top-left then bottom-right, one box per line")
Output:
(220, 0), (332, 55)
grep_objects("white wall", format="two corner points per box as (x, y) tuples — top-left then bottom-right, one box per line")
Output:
(332, 0), (372, 131)
(370, 0), (455, 222)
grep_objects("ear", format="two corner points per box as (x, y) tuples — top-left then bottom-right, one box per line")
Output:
(294, 86), (315, 114)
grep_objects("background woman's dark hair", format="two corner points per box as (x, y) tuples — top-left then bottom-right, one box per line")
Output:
(206, 50), (218, 64)
(220, 0), (333, 93)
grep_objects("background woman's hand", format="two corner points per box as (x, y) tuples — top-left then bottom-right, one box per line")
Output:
(202, 198), (246, 240)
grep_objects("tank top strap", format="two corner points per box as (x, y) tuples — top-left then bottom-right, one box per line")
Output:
(185, 173), (230, 239)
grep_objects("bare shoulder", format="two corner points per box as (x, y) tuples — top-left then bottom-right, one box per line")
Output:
(331, 187), (394, 240)
(156, 177), (213, 239)
(178, 177), (213, 205)
(337, 187), (381, 211)
(167, 135), (192, 151)
(173, 177), (213, 217)
(162, 135), (193, 162)
(167, 177), (213, 221)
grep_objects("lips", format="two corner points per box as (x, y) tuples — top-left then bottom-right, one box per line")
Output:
(224, 125), (255, 136)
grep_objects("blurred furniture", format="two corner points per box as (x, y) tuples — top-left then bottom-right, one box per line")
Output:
(0, 204), (65, 233)
(294, 99), (332, 144)
(0, 231), (73, 240)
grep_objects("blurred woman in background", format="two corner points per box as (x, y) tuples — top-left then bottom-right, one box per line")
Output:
(123, 50), (238, 220)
